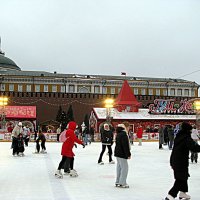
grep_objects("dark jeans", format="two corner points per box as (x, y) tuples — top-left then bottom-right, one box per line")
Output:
(12, 137), (19, 155)
(36, 140), (46, 152)
(24, 136), (29, 146)
(98, 144), (113, 163)
(168, 179), (188, 198)
(58, 156), (73, 171)
(57, 134), (60, 142)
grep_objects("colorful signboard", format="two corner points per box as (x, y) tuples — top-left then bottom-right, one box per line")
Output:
(149, 99), (194, 114)
(0, 106), (36, 118)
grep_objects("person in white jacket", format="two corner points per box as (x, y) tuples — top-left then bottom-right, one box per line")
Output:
(191, 125), (199, 163)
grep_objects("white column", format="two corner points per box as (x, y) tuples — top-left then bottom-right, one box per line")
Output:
(91, 85), (94, 93)
(189, 89), (192, 97)
(74, 84), (78, 93)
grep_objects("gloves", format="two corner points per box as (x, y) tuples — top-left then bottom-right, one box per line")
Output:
(82, 143), (85, 148)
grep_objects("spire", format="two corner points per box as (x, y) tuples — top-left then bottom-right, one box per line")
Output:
(115, 80), (140, 112)
(0, 37), (5, 55)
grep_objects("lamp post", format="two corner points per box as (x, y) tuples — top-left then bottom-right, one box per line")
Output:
(0, 96), (8, 129)
(104, 98), (114, 123)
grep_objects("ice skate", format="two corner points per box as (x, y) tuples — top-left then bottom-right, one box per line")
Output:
(64, 171), (70, 175)
(40, 149), (47, 154)
(164, 194), (175, 200)
(118, 184), (129, 188)
(179, 192), (191, 199)
(98, 161), (104, 165)
(109, 160), (115, 164)
(55, 170), (63, 178)
(69, 169), (78, 177)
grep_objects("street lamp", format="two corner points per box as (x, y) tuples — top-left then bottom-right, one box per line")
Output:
(0, 96), (8, 129)
(104, 98), (114, 122)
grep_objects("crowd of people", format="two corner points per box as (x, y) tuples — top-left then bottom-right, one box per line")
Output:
(9, 120), (200, 199)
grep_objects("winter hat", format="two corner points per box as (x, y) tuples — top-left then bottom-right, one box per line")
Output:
(117, 124), (126, 129)
(18, 122), (22, 126)
(181, 122), (192, 131)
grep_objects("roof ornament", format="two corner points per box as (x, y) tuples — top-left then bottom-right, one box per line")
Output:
(0, 37), (5, 56)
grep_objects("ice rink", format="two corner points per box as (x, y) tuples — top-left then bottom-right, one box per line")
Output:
(0, 141), (199, 200)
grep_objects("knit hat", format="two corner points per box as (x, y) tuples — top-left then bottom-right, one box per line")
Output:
(18, 122), (22, 126)
(117, 124), (126, 129)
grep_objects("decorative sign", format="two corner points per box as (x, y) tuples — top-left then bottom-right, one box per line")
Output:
(149, 99), (194, 114)
(0, 106), (36, 118)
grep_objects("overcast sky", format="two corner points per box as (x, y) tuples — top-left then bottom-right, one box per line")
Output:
(1, 0), (200, 83)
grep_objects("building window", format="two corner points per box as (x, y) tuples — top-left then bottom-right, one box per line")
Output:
(162, 89), (167, 96)
(111, 87), (115, 94)
(35, 85), (40, 92)
(18, 84), (23, 92)
(44, 85), (48, 92)
(52, 85), (57, 92)
(69, 85), (75, 93)
(141, 88), (146, 95)
(134, 88), (138, 95)
(156, 89), (160, 95)
(191, 90), (195, 97)
(184, 89), (189, 96)
(26, 85), (31, 92)
(9, 84), (14, 91)
(79, 87), (89, 93)
(94, 86), (100, 93)
(61, 85), (65, 93)
(102, 87), (107, 94)
(170, 88), (175, 96)
(148, 89), (153, 95)
(177, 89), (182, 96)
(1, 84), (5, 91)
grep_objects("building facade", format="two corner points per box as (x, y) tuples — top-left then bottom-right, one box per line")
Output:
(0, 49), (199, 126)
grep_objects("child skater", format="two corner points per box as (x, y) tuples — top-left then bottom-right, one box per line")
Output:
(18, 133), (25, 156)
(55, 121), (85, 178)
(35, 130), (47, 153)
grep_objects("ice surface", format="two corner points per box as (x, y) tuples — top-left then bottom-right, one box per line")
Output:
(0, 142), (199, 200)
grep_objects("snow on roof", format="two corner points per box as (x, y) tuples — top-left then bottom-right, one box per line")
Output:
(93, 108), (196, 120)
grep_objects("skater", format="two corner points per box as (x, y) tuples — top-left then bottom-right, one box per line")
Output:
(55, 121), (85, 178)
(168, 125), (174, 150)
(114, 124), (131, 188)
(98, 123), (114, 165)
(158, 124), (164, 149)
(23, 125), (30, 147)
(56, 125), (61, 142)
(17, 133), (25, 156)
(11, 122), (23, 156)
(136, 123), (143, 146)
(190, 125), (199, 163)
(35, 130), (47, 153)
(165, 122), (200, 200)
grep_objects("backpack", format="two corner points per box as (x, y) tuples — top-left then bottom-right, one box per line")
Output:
(59, 130), (67, 142)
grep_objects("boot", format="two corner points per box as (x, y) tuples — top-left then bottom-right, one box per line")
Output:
(55, 170), (63, 178)
(165, 194), (175, 200)
(179, 191), (191, 199)
(69, 169), (78, 177)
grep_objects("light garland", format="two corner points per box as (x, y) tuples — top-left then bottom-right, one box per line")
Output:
(9, 99), (103, 106)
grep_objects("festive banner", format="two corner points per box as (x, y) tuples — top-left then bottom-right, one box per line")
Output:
(0, 106), (36, 118)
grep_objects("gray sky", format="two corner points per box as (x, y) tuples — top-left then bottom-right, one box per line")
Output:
(1, 0), (200, 83)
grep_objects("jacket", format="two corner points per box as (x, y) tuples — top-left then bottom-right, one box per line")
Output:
(101, 129), (113, 145)
(61, 121), (83, 157)
(114, 127), (131, 159)
(170, 122), (200, 180)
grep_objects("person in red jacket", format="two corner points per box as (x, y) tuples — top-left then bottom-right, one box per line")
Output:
(136, 124), (143, 146)
(55, 121), (85, 178)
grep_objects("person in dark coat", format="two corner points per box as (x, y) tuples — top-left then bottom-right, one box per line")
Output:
(165, 122), (200, 200)
(98, 123), (114, 164)
(158, 125), (164, 149)
(114, 124), (131, 188)
(35, 130), (47, 153)
(168, 125), (174, 150)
